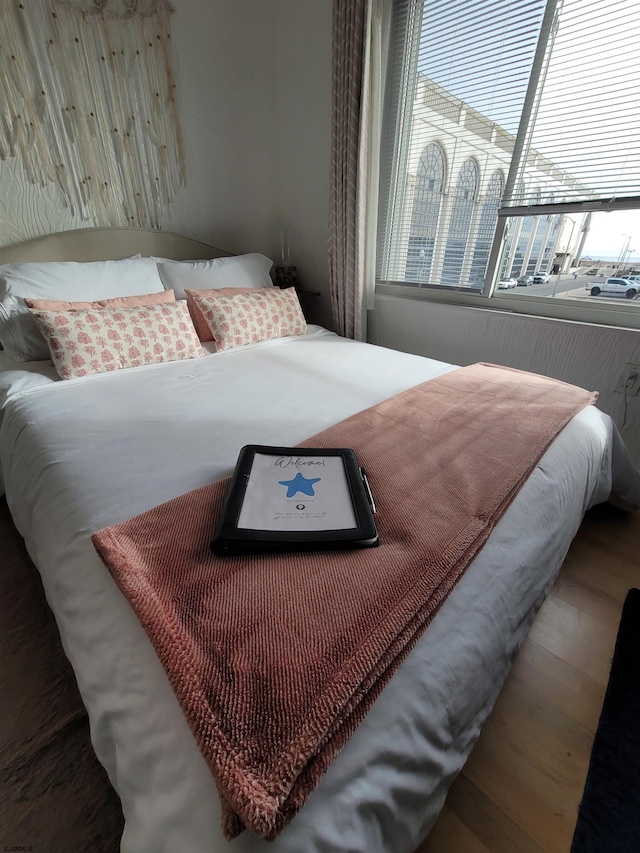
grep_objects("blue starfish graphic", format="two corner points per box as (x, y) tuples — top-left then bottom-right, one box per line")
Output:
(278, 472), (321, 497)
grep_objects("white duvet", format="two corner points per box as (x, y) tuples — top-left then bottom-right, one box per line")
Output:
(2, 327), (639, 853)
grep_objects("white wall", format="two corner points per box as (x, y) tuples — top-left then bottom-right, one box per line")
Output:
(273, 1), (333, 328)
(371, 294), (640, 466)
(167, 0), (334, 327)
(165, 1), (280, 253)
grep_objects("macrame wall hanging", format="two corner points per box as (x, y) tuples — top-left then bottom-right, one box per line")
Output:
(0, 0), (185, 241)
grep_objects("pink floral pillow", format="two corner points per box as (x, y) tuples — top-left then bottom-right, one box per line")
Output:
(184, 286), (279, 343)
(24, 290), (175, 312)
(188, 286), (307, 352)
(29, 301), (204, 379)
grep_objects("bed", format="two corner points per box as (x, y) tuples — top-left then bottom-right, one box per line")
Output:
(1, 228), (639, 853)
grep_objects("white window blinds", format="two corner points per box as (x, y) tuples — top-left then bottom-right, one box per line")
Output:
(504, 0), (640, 213)
(377, 0), (640, 288)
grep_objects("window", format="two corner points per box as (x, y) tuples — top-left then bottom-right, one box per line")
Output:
(470, 171), (504, 286)
(377, 0), (640, 328)
(441, 159), (479, 285)
(405, 142), (446, 284)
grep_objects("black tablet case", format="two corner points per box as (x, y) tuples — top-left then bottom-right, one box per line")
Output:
(211, 445), (379, 556)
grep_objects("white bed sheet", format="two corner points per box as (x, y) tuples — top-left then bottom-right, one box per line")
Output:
(0, 342), (222, 496)
(2, 327), (639, 853)
(0, 351), (58, 496)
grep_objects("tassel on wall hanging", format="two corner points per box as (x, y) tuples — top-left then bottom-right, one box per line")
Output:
(0, 0), (185, 234)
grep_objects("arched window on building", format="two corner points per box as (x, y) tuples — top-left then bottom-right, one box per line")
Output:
(525, 191), (545, 274)
(502, 180), (525, 279)
(509, 188), (541, 278)
(469, 170), (504, 287)
(523, 190), (546, 275)
(405, 142), (446, 284)
(543, 214), (562, 270)
(511, 217), (534, 278)
(540, 194), (562, 272)
(442, 159), (479, 285)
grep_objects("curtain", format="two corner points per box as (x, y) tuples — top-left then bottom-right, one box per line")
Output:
(328, 0), (382, 341)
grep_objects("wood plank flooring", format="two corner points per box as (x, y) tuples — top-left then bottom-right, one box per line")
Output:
(418, 503), (640, 853)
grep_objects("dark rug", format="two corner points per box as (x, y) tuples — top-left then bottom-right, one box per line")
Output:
(571, 587), (640, 853)
(0, 498), (123, 853)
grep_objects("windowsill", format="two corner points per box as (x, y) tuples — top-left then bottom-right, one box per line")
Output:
(374, 282), (640, 332)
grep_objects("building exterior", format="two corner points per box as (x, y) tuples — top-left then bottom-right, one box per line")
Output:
(384, 75), (588, 288)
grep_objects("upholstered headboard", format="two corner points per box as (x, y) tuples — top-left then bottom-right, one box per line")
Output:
(0, 228), (232, 264)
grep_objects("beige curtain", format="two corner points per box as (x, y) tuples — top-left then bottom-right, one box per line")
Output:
(328, 0), (367, 340)
(329, 0), (384, 341)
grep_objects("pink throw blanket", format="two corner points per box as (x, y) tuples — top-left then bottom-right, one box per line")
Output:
(92, 363), (597, 839)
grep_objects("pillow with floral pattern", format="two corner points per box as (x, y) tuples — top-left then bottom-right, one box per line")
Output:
(188, 286), (307, 352)
(29, 301), (204, 379)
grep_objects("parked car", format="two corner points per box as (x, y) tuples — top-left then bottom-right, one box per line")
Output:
(498, 278), (517, 289)
(587, 277), (640, 299)
(532, 273), (551, 284)
(517, 275), (534, 286)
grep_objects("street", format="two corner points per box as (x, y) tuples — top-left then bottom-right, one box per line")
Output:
(505, 274), (628, 301)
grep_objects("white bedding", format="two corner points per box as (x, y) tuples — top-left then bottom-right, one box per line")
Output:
(2, 326), (639, 853)
(0, 351), (58, 411)
(0, 351), (58, 496)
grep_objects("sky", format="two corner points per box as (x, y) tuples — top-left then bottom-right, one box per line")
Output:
(581, 210), (640, 263)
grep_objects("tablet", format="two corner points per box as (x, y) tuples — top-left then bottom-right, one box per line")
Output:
(211, 445), (379, 556)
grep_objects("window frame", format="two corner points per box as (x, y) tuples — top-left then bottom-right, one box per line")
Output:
(375, 277), (640, 332)
(374, 0), (640, 332)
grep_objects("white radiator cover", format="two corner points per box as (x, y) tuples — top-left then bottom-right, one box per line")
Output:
(371, 293), (640, 467)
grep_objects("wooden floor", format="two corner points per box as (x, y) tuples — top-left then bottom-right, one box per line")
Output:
(417, 502), (640, 853)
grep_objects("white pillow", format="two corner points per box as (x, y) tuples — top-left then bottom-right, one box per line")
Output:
(0, 257), (165, 361)
(156, 253), (273, 300)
